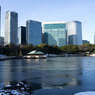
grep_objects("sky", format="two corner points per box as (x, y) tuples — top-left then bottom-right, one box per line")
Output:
(0, 0), (95, 44)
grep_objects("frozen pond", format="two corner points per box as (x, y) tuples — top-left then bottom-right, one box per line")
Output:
(0, 57), (95, 95)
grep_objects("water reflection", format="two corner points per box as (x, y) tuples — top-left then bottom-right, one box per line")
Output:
(0, 57), (95, 93)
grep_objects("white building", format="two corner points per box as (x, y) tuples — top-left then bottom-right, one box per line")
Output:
(67, 21), (82, 45)
(0, 6), (1, 36)
(26, 20), (42, 46)
(4, 11), (18, 45)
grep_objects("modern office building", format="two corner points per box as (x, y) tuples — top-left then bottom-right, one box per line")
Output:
(4, 11), (18, 45)
(0, 6), (1, 36)
(94, 34), (95, 44)
(26, 20), (42, 46)
(0, 36), (4, 46)
(42, 22), (67, 47)
(67, 21), (82, 45)
(82, 40), (90, 44)
(42, 21), (82, 47)
(18, 26), (26, 44)
(0, 6), (4, 46)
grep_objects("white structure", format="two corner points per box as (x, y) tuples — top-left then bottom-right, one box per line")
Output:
(74, 91), (95, 95)
(42, 21), (82, 46)
(26, 20), (42, 46)
(4, 11), (18, 45)
(0, 6), (1, 36)
(94, 34), (95, 44)
(67, 21), (82, 45)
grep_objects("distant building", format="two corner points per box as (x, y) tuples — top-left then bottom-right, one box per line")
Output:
(42, 22), (67, 47)
(82, 40), (90, 44)
(42, 21), (82, 47)
(67, 21), (82, 45)
(94, 35), (95, 44)
(18, 26), (26, 44)
(0, 36), (4, 46)
(24, 50), (47, 59)
(4, 11), (18, 45)
(0, 6), (1, 36)
(0, 6), (4, 46)
(26, 20), (42, 46)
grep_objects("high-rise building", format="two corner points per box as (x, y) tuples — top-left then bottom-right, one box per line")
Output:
(94, 34), (95, 44)
(42, 22), (67, 47)
(0, 6), (4, 46)
(67, 21), (82, 45)
(42, 21), (82, 47)
(4, 11), (18, 45)
(0, 6), (1, 36)
(82, 40), (90, 44)
(26, 20), (42, 46)
(18, 26), (26, 44)
(0, 36), (4, 46)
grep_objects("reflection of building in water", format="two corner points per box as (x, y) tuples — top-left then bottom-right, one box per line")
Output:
(0, 83), (4, 88)
(68, 78), (80, 86)
(4, 82), (10, 85)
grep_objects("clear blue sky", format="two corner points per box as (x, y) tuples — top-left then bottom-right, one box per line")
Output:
(0, 0), (95, 44)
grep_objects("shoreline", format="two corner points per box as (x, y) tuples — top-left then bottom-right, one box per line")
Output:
(0, 55), (87, 61)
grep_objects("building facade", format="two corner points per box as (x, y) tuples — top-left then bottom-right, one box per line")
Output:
(94, 34), (95, 44)
(4, 11), (18, 45)
(67, 21), (82, 45)
(42, 22), (67, 47)
(18, 26), (26, 44)
(0, 36), (4, 46)
(82, 40), (90, 44)
(0, 6), (1, 36)
(42, 21), (82, 47)
(26, 20), (42, 46)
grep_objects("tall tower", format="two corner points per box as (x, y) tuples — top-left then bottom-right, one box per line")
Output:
(0, 6), (1, 36)
(94, 34), (95, 44)
(26, 20), (42, 46)
(4, 11), (18, 45)
(18, 26), (26, 45)
(67, 21), (82, 45)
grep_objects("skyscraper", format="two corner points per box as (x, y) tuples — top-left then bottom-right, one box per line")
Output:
(67, 21), (82, 45)
(4, 11), (18, 45)
(42, 21), (82, 47)
(42, 22), (67, 47)
(26, 20), (42, 46)
(0, 36), (4, 46)
(18, 26), (26, 44)
(0, 6), (1, 36)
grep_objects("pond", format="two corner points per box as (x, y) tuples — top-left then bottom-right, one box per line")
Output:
(0, 57), (95, 95)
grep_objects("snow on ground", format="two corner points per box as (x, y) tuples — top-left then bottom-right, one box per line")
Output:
(74, 91), (95, 95)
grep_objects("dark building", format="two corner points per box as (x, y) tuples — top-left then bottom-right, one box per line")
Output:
(82, 40), (90, 44)
(18, 26), (26, 44)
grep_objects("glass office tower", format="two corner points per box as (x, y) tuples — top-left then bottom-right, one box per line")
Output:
(26, 20), (42, 46)
(42, 22), (67, 47)
(0, 36), (4, 46)
(67, 21), (82, 45)
(43, 21), (82, 46)
(0, 6), (1, 36)
(18, 26), (26, 44)
(4, 11), (18, 45)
